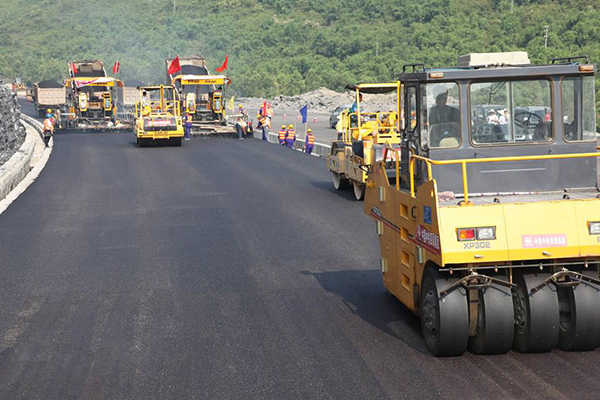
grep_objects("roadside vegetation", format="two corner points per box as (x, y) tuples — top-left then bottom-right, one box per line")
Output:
(0, 0), (598, 107)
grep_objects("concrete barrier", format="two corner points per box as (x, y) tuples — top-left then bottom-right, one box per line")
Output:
(0, 116), (49, 215)
(252, 129), (332, 157)
(0, 120), (39, 200)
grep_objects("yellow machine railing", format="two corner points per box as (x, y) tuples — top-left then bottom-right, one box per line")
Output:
(135, 100), (180, 118)
(340, 81), (403, 145)
(403, 152), (600, 204)
(341, 111), (400, 144)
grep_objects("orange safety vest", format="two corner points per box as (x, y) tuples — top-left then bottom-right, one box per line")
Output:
(278, 129), (286, 140)
(286, 129), (296, 140)
(306, 133), (315, 146)
(186, 114), (193, 123)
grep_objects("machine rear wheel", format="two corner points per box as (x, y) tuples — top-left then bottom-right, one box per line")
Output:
(332, 172), (349, 190)
(171, 137), (183, 147)
(513, 272), (560, 352)
(420, 268), (469, 356)
(558, 272), (600, 351)
(352, 181), (365, 201)
(469, 283), (515, 355)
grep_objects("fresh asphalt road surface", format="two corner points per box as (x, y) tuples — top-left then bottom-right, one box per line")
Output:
(0, 109), (599, 399)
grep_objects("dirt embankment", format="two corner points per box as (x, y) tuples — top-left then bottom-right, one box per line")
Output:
(0, 83), (26, 166)
(239, 87), (396, 114)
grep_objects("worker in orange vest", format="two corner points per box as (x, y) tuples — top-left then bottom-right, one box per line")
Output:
(304, 128), (315, 154)
(278, 125), (287, 145)
(285, 124), (296, 148)
(42, 115), (54, 148)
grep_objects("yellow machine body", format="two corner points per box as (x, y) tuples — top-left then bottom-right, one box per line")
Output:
(327, 82), (403, 200)
(134, 85), (184, 146)
(365, 152), (600, 313)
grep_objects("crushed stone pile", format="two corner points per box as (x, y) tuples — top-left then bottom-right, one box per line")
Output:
(0, 82), (26, 166)
(239, 87), (397, 113)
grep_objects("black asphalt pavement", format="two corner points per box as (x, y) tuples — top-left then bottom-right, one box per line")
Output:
(0, 105), (599, 399)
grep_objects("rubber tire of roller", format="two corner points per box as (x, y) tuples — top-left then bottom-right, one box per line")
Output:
(513, 272), (560, 353)
(420, 268), (469, 357)
(332, 171), (349, 190)
(468, 283), (515, 355)
(352, 180), (365, 201)
(558, 271), (600, 351)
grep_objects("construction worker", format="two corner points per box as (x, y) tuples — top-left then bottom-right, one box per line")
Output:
(46, 109), (55, 126)
(184, 113), (192, 140)
(257, 112), (269, 141)
(278, 125), (287, 145)
(285, 124), (296, 148)
(304, 128), (315, 154)
(236, 104), (247, 140)
(42, 113), (54, 148)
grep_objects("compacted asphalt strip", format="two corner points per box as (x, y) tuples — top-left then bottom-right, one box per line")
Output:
(0, 104), (599, 399)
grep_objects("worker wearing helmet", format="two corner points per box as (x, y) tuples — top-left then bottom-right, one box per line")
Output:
(42, 113), (54, 148)
(304, 128), (315, 155)
(278, 125), (287, 145)
(46, 109), (56, 128)
(285, 124), (296, 148)
(256, 111), (269, 141)
(236, 104), (248, 140)
(184, 113), (193, 140)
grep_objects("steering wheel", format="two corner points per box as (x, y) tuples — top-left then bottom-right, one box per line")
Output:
(513, 111), (543, 128)
(430, 122), (460, 147)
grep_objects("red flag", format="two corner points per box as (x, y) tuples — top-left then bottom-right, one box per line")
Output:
(70, 62), (78, 75)
(112, 60), (120, 74)
(168, 56), (181, 75)
(215, 55), (228, 73)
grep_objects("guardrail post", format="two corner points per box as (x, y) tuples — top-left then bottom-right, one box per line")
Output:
(409, 157), (415, 197)
(461, 161), (469, 205)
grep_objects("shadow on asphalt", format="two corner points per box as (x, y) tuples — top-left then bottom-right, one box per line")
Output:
(301, 269), (428, 354)
(309, 180), (359, 202)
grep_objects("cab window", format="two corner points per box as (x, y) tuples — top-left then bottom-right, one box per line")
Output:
(421, 82), (460, 148)
(562, 76), (596, 141)
(470, 79), (552, 145)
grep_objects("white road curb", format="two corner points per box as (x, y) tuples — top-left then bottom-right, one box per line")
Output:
(0, 117), (51, 215)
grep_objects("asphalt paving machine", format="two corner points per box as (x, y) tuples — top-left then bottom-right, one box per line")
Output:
(134, 85), (184, 147)
(64, 60), (129, 131)
(328, 82), (403, 200)
(363, 52), (600, 356)
(166, 56), (233, 135)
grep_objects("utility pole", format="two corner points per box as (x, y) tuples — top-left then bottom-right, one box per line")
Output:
(173, 0), (176, 13)
(376, 40), (379, 57)
(543, 25), (549, 48)
(510, 0), (514, 13)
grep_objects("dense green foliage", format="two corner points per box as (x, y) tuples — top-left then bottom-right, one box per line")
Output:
(0, 0), (599, 101)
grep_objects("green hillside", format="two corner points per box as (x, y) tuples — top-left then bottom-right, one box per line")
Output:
(0, 0), (599, 100)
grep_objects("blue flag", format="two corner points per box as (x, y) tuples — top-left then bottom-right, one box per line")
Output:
(300, 104), (308, 124)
